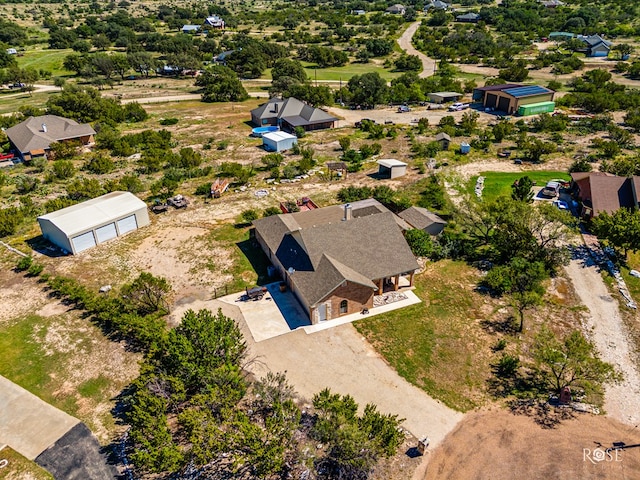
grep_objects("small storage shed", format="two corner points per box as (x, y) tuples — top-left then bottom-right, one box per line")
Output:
(435, 132), (451, 150)
(262, 131), (298, 152)
(428, 92), (463, 104)
(399, 206), (447, 236)
(37, 191), (150, 254)
(377, 159), (407, 179)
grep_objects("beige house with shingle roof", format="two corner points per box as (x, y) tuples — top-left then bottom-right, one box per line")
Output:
(252, 199), (419, 323)
(6, 115), (95, 161)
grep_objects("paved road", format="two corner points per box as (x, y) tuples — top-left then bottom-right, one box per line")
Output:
(0, 375), (79, 460)
(397, 21), (436, 78)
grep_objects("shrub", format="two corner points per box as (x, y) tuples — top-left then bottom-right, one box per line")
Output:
(263, 207), (281, 217)
(84, 154), (115, 174)
(195, 182), (212, 196)
(27, 263), (44, 277)
(294, 126), (305, 138)
(52, 160), (76, 180)
(159, 118), (179, 126)
(217, 140), (229, 150)
(16, 256), (33, 271)
(241, 209), (259, 223)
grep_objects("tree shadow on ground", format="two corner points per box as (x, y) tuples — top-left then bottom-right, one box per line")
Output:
(480, 315), (519, 335)
(236, 238), (272, 286)
(508, 398), (576, 429)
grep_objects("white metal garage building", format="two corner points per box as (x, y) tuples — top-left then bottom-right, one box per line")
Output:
(37, 191), (150, 254)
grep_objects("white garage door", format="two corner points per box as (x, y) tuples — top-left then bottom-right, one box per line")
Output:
(95, 223), (117, 243)
(117, 215), (138, 235)
(71, 231), (96, 253)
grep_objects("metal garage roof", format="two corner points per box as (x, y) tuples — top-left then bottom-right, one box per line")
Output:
(503, 85), (553, 98)
(263, 131), (297, 142)
(38, 191), (146, 237)
(377, 159), (407, 168)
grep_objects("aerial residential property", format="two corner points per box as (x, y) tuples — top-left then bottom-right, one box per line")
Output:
(250, 97), (338, 132)
(5, 115), (95, 161)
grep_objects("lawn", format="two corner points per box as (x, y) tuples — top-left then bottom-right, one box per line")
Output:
(0, 91), (58, 115)
(300, 61), (400, 81)
(469, 171), (570, 203)
(0, 447), (53, 480)
(354, 260), (494, 412)
(17, 48), (73, 77)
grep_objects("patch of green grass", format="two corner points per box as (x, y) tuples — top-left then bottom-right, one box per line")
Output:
(0, 446), (53, 480)
(621, 251), (640, 302)
(78, 375), (111, 401)
(300, 61), (399, 81)
(355, 260), (492, 412)
(17, 48), (73, 77)
(468, 171), (570, 203)
(0, 91), (58, 115)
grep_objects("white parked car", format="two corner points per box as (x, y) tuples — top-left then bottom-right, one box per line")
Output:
(449, 102), (470, 111)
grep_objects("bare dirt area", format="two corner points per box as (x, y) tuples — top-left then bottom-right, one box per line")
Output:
(425, 409), (640, 480)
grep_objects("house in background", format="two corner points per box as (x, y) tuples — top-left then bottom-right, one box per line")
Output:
(386, 4), (406, 14)
(5, 115), (96, 162)
(205, 15), (225, 29)
(577, 34), (612, 57)
(570, 172), (640, 218)
(425, 0), (451, 11)
(6, 48), (17, 55)
(250, 97), (338, 132)
(252, 199), (418, 323)
(456, 12), (480, 23)
(399, 206), (447, 236)
(181, 25), (200, 34)
(539, 0), (564, 7)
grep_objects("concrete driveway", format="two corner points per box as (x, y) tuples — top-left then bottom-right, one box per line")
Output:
(219, 283), (422, 342)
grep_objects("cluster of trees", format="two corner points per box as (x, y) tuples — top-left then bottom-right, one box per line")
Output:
(559, 69), (640, 114)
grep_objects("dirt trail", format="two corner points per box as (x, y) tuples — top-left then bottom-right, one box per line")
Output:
(565, 258), (640, 426)
(397, 21), (436, 79)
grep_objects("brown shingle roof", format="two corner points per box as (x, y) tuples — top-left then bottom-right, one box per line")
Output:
(5, 115), (95, 154)
(253, 205), (418, 308)
(573, 172), (639, 216)
(399, 206), (447, 231)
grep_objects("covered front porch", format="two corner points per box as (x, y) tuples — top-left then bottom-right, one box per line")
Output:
(374, 271), (415, 294)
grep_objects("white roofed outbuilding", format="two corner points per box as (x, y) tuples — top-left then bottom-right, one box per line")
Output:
(377, 159), (407, 179)
(37, 191), (150, 254)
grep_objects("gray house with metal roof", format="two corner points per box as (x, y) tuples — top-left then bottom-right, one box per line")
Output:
(5, 115), (95, 162)
(250, 97), (337, 132)
(38, 191), (150, 254)
(252, 199), (418, 323)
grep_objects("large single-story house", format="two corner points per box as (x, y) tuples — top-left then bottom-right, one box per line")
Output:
(252, 199), (419, 323)
(399, 206), (447, 236)
(472, 84), (555, 115)
(37, 191), (150, 254)
(570, 172), (640, 218)
(250, 97), (338, 132)
(6, 115), (95, 162)
(425, 0), (451, 11)
(456, 12), (480, 22)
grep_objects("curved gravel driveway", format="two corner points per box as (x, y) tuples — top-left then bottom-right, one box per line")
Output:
(397, 21), (436, 78)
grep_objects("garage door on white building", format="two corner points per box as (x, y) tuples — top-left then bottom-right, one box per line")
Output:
(71, 231), (96, 253)
(116, 215), (137, 235)
(95, 223), (117, 243)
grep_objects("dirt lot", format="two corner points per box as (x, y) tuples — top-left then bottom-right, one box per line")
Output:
(424, 409), (640, 480)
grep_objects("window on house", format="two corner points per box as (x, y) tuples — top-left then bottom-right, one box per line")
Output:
(340, 300), (348, 314)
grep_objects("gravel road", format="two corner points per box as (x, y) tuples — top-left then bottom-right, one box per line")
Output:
(565, 254), (640, 426)
(397, 21), (436, 79)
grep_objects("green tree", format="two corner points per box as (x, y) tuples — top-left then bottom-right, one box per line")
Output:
(261, 153), (283, 169)
(347, 72), (389, 108)
(511, 176), (534, 203)
(339, 137), (351, 152)
(404, 229), (434, 257)
(241, 209), (259, 224)
(534, 326), (620, 395)
(121, 272), (172, 316)
(195, 66), (248, 102)
(51, 160), (76, 180)
(271, 58), (307, 83)
(591, 208), (640, 258)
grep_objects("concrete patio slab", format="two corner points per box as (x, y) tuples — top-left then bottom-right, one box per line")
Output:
(219, 283), (421, 342)
(0, 375), (79, 460)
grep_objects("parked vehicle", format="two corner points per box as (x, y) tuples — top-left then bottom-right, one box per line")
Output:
(167, 194), (189, 208)
(397, 105), (411, 113)
(448, 102), (470, 111)
(151, 199), (169, 214)
(542, 181), (561, 197)
(245, 286), (267, 301)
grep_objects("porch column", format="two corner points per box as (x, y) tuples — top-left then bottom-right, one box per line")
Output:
(394, 275), (400, 291)
(377, 278), (383, 295)
(409, 271), (415, 287)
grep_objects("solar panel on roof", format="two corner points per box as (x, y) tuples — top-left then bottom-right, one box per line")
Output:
(504, 86), (551, 98)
